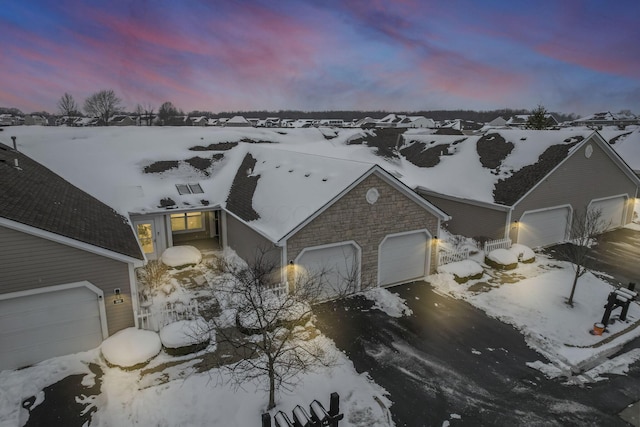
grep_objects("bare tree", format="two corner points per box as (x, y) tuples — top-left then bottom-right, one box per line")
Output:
(209, 248), (335, 410)
(134, 104), (144, 126)
(57, 92), (79, 117)
(158, 101), (179, 125)
(555, 207), (609, 306)
(142, 103), (155, 126)
(83, 89), (122, 125)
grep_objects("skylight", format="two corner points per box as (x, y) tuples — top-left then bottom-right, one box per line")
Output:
(176, 183), (204, 195)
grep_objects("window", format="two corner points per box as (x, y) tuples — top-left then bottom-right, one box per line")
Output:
(171, 212), (204, 232)
(175, 183), (204, 195)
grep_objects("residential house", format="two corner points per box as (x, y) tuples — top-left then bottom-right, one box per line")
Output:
(506, 114), (559, 128)
(411, 130), (639, 247)
(572, 111), (640, 129)
(24, 115), (48, 126)
(224, 116), (252, 127)
(487, 116), (508, 127)
(0, 142), (144, 370)
(109, 115), (136, 126)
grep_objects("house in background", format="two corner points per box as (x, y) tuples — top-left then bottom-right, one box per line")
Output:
(412, 130), (639, 247)
(572, 111), (640, 128)
(0, 143), (144, 371)
(487, 116), (507, 127)
(24, 115), (48, 126)
(109, 115), (136, 126)
(506, 114), (559, 128)
(224, 115), (253, 127)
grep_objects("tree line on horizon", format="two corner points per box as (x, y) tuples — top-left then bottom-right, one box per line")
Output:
(0, 90), (607, 125)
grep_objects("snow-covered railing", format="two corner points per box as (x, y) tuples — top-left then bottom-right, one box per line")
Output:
(136, 300), (199, 332)
(484, 238), (512, 253)
(438, 248), (470, 265)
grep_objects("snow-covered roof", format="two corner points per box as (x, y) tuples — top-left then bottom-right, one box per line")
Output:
(7, 126), (633, 237)
(224, 145), (374, 241)
(399, 129), (597, 205)
(605, 127), (640, 173)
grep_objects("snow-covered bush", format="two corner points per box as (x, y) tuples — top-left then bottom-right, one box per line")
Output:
(101, 328), (161, 369)
(485, 248), (518, 270)
(508, 243), (535, 263)
(161, 245), (202, 268)
(439, 259), (484, 283)
(137, 260), (170, 301)
(159, 318), (212, 356)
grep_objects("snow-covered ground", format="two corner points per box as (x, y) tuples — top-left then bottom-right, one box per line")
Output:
(430, 252), (640, 377)
(0, 248), (402, 427)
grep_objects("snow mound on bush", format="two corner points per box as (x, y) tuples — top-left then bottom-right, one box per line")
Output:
(508, 243), (535, 262)
(101, 328), (161, 368)
(161, 246), (202, 267)
(160, 318), (211, 349)
(487, 248), (518, 265)
(438, 259), (483, 277)
(362, 287), (412, 318)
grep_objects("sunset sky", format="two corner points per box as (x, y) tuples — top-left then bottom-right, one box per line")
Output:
(1, 0), (639, 116)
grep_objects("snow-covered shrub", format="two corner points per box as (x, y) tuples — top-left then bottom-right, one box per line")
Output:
(438, 259), (484, 283)
(101, 328), (161, 369)
(137, 260), (170, 301)
(485, 248), (518, 270)
(161, 245), (202, 269)
(508, 243), (535, 263)
(160, 318), (212, 356)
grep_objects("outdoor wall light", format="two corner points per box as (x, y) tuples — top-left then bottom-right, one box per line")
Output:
(288, 260), (294, 265)
(114, 288), (121, 295)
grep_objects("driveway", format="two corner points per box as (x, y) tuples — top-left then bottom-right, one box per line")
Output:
(314, 282), (640, 426)
(547, 227), (640, 287)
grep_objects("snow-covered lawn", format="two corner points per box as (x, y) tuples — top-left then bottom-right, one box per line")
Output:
(0, 248), (401, 427)
(0, 335), (392, 427)
(430, 255), (640, 376)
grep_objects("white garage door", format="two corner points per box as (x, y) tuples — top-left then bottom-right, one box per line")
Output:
(590, 196), (626, 230)
(296, 243), (359, 302)
(0, 284), (105, 371)
(518, 207), (571, 248)
(379, 231), (430, 287)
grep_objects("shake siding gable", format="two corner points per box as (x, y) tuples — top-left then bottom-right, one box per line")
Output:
(287, 173), (440, 288)
(0, 225), (134, 335)
(511, 138), (638, 234)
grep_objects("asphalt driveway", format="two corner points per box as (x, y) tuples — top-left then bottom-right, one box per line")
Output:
(314, 282), (640, 426)
(547, 227), (640, 287)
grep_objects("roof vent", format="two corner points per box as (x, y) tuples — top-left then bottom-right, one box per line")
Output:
(11, 136), (17, 151)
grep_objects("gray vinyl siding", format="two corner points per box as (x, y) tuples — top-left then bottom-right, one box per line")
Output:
(420, 194), (508, 240)
(225, 215), (282, 266)
(0, 225), (134, 335)
(512, 140), (638, 239)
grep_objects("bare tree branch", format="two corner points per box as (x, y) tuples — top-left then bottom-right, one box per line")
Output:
(206, 247), (336, 410)
(83, 89), (122, 125)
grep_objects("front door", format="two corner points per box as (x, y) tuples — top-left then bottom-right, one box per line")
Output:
(134, 220), (157, 260)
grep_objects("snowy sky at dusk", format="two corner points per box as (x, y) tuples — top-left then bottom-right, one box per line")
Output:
(1, 0), (639, 116)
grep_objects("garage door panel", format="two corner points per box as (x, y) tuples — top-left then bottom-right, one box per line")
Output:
(379, 231), (429, 287)
(519, 207), (570, 248)
(591, 197), (625, 230)
(0, 285), (104, 370)
(297, 244), (359, 302)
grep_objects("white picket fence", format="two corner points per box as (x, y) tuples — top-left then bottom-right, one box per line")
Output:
(438, 248), (470, 265)
(137, 300), (200, 332)
(483, 238), (512, 253)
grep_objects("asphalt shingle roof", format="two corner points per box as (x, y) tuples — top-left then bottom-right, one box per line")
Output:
(0, 143), (143, 260)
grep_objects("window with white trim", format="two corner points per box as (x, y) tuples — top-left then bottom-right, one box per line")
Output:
(170, 212), (204, 232)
